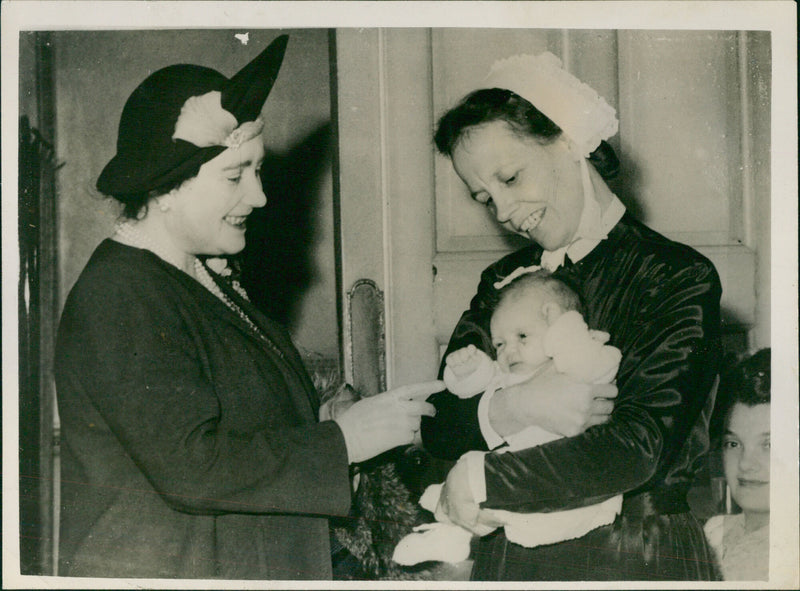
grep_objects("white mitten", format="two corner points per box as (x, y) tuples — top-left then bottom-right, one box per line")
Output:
(544, 311), (621, 384)
(393, 522), (472, 566)
(443, 347), (497, 398)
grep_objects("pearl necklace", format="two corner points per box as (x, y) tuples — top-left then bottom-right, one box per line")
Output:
(113, 220), (259, 332)
(192, 257), (261, 333)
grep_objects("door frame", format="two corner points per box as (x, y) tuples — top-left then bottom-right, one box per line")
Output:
(334, 28), (440, 388)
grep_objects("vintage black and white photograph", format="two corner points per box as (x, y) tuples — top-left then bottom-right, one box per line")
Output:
(3, 1), (797, 588)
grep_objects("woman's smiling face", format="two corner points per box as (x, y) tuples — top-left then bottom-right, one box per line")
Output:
(723, 402), (770, 515)
(451, 121), (584, 252)
(163, 135), (267, 257)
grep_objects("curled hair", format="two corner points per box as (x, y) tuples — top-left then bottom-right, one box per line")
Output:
(495, 269), (583, 317)
(587, 140), (620, 181)
(711, 348), (771, 441)
(116, 190), (158, 220)
(107, 162), (202, 220)
(434, 88), (619, 181)
(722, 348), (771, 408)
(434, 88), (561, 155)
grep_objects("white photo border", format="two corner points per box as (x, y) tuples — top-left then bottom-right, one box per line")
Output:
(3, 2), (797, 589)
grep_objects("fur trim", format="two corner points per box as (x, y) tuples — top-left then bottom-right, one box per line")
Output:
(334, 457), (435, 580)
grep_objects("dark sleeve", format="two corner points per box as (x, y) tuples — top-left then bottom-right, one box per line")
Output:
(481, 259), (722, 513)
(421, 258), (511, 459)
(57, 268), (351, 517)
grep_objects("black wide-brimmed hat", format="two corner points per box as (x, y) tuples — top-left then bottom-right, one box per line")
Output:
(97, 34), (289, 197)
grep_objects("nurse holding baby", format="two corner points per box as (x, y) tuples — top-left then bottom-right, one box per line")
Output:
(422, 53), (723, 581)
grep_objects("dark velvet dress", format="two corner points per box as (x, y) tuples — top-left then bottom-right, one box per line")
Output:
(55, 240), (351, 579)
(421, 213), (722, 581)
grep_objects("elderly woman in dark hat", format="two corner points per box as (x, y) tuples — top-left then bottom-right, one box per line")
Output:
(55, 35), (440, 580)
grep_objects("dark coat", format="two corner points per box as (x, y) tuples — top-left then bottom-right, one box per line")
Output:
(55, 240), (351, 579)
(422, 213), (722, 580)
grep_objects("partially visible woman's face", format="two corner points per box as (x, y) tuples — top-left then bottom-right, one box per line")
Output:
(451, 121), (584, 251)
(723, 402), (770, 515)
(164, 135), (266, 256)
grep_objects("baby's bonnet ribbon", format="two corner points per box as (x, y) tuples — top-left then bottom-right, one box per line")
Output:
(493, 264), (543, 290)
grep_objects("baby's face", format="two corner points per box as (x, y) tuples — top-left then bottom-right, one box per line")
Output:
(723, 402), (770, 515)
(490, 291), (551, 374)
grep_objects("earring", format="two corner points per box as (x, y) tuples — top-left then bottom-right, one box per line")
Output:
(157, 200), (170, 213)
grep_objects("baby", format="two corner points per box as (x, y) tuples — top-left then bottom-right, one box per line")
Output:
(394, 266), (622, 565)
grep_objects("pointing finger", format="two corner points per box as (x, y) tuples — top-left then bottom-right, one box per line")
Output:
(399, 400), (436, 417)
(390, 380), (446, 401)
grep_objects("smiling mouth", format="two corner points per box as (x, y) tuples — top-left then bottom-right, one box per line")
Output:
(738, 478), (769, 487)
(519, 208), (545, 233)
(224, 215), (247, 228)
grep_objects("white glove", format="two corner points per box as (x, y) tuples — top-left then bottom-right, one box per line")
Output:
(334, 380), (442, 463)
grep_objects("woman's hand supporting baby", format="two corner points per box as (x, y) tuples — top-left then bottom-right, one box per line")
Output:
(436, 372), (617, 532)
(489, 373), (617, 438)
(435, 455), (505, 535)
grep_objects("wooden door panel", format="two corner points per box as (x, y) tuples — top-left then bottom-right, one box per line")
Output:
(617, 30), (743, 245)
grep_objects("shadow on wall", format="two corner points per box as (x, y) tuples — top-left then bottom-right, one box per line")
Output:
(240, 122), (333, 330)
(607, 153), (646, 222)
